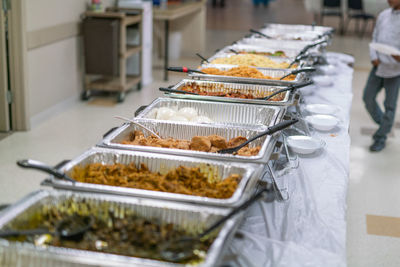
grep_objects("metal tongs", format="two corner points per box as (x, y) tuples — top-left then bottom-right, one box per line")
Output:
(159, 182), (276, 262)
(297, 39), (328, 57)
(217, 119), (298, 154)
(249, 29), (272, 39)
(288, 54), (310, 68)
(279, 67), (316, 80)
(257, 81), (313, 101)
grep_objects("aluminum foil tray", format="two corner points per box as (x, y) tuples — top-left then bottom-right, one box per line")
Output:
(205, 53), (307, 71)
(237, 38), (326, 55)
(135, 97), (285, 128)
(190, 64), (307, 86)
(0, 190), (240, 267)
(46, 147), (264, 207)
(262, 23), (334, 35)
(220, 44), (306, 59)
(253, 28), (323, 41)
(166, 79), (295, 106)
(100, 120), (279, 164)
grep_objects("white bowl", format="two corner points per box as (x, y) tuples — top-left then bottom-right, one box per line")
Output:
(305, 114), (339, 131)
(319, 64), (337, 75)
(286, 135), (325, 155)
(313, 75), (333, 87)
(305, 104), (339, 115)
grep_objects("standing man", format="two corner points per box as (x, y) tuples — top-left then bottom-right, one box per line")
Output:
(363, 0), (400, 152)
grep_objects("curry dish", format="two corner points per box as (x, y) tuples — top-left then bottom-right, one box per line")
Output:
(71, 162), (241, 199)
(121, 130), (262, 156)
(180, 82), (285, 101)
(201, 66), (295, 80)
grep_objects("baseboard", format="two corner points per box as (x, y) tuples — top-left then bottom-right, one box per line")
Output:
(30, 93), (80, 129)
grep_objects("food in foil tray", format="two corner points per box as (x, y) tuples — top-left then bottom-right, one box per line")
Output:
(2, 199), (213, 264)
(239, 50), (287, 57)
(147, 106), (213, 123)
(71, 161), (241, 199)
(201, 66), (295, 80)
(210, 54), (295, 69)
(180, 82), (285, 101)
(121, 130), (261, 156)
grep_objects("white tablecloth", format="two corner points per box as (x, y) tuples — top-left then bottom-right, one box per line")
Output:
(223, 52), (353, 267)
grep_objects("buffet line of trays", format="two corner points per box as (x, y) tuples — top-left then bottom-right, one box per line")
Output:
(0, 23), (334, 267)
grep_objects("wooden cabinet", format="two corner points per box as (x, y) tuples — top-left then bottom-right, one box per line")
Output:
(82, 10), (142, 103)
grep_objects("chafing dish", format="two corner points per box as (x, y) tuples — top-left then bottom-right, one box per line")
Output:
(0, 190), (241, 267)
(43, 147), (264, 207)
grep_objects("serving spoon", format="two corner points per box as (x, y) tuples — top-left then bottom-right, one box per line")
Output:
(167, 67), (205, 74)
(0, 214), (93, 241)
(159, 182), (276, 262)
(114, 116), (161, 139)
(17, 159), (76, 183)
(195, 53), (209, 64)
(217, 119), (298, 154)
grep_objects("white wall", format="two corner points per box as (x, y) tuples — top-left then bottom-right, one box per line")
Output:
(25, 0), (115, 126)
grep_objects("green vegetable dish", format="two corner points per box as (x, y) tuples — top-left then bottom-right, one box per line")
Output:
(1, 197), (214, 264)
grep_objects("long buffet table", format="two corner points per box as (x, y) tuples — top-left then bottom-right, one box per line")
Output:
(224, 52), (353, 267)
(0, 24), (353, 267)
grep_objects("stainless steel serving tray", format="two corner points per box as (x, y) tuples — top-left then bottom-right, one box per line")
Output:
(190, 64), (307, 86)
(44, 147), (264, 207)
(135, 97), (285, 128)
(166, 79), (295, 106)
(205, 53), (307, 71)
(99, 120), (279, 164)
(0, 189), (240, 267)
(262, 23), (334, 36)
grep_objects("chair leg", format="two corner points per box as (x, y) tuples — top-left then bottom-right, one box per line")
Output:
(343, 17), (351, 35)
(360, 19), (371, 38)
(339, 14), (344, 35)
(355, 19), (361, 36)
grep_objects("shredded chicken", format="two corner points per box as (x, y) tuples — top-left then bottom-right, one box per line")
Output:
(71, 163), (241, 199)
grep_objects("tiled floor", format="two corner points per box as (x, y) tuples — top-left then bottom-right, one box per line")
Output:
(1, 0), (400, 266)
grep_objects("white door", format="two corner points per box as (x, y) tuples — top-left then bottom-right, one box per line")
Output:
(0, 2), (10, 132)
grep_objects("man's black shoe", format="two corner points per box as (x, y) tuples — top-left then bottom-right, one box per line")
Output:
(369, 139), (385, 152)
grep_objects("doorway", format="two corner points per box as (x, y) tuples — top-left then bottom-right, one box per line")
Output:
(0, 1), (11, 133)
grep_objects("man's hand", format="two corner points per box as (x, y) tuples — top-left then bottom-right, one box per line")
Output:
(372, 59), (380, 67)
(392, 55), (400, 62)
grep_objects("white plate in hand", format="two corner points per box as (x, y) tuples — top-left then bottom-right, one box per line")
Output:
(286, 135), (325, 155)
(305, 104), (339, 115)
(369, 43), (400, 56)
(305, 114), (339, 131)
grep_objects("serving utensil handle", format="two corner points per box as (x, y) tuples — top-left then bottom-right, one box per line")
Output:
(0, 228), (50, 238)
(17, 159), (76, 183)
(200, 183), (275, 238)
